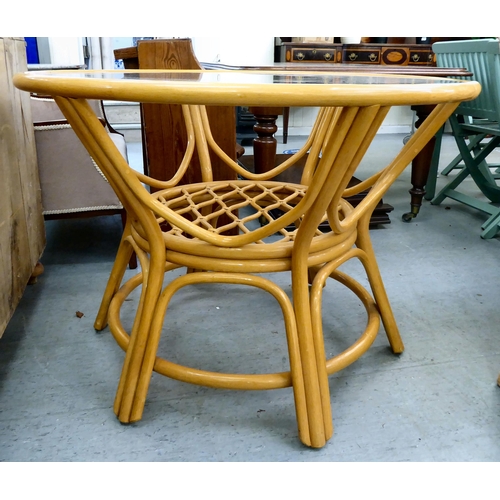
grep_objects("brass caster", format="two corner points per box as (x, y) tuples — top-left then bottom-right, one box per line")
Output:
(402, 212), (416, 223)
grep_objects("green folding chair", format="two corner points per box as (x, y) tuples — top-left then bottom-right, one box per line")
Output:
(429, 39), (500, 239)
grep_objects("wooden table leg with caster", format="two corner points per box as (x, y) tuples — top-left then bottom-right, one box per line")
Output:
(402, 105), (437, 222)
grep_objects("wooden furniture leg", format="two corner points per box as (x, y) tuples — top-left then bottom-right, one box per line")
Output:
(402, 104), (437, 221)
(252, 102), (439, 222)
(249, 107), (281, 174)
(28, 262), (44, 285)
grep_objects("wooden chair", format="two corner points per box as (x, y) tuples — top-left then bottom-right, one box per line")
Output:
(430, 39), (500, 238)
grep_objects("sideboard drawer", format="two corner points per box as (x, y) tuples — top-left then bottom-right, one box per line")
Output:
(380, 46), (434, 65)
(283, 45), (342, 63)
(343, 46), (381, 64)
(408, 47), (435, 65)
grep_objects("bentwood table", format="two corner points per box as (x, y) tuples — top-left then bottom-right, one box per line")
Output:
(13, 70), (480, 448)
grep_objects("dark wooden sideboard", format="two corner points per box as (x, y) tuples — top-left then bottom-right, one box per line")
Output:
(280, 42), (436, 66)
(276, 41), (434, 147)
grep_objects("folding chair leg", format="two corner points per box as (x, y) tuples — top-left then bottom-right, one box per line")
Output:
(440, 152), (465, 176)
(424, 124), (444, 201)
(479, 209), (500, 239)
(440, 133), (485, 176)
(431, 164), (471, 205)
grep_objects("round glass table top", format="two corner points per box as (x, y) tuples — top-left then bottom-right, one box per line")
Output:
(14, 69), (481, 107)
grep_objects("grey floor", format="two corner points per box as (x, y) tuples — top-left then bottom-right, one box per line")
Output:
(1, 132), (500, 462)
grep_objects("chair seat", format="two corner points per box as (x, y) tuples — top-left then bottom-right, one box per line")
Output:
(460, 121), (500, 136)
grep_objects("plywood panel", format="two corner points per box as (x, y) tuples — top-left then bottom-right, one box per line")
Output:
(0, 37), (45, 336)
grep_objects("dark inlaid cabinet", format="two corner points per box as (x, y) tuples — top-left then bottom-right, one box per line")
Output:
(280, 42), (435, 66)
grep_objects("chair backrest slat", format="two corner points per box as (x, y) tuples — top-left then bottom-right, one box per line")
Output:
(433, 39), (500, 122)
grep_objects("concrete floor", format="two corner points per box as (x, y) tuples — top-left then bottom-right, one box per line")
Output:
(1, 132), (499, 462)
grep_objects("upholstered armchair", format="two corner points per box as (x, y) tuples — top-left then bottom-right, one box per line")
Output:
(30, 95), (137, 268)
(31, 96), (127, 217)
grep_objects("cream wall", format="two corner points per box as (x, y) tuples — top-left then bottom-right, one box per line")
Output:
(284, 105), (413, 135)
(192, 36), (274, 65)
(47, 37), (84, 66)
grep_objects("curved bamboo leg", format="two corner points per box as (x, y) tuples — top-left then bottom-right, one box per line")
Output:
(112, 244), (151, 416)
(310, 256), (381, 375)
(53, 96), (142, 333)
(306, 263), (335, 440)
(114, 250), (165, 423)
(292, 259), (332, 448)
(94, 230), (135, 331)
(355, 213), (404, 354)
(128, 271), (311, 444)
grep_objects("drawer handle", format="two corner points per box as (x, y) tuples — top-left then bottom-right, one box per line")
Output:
(324, 52), (332, 61)
(348, 52), (358, 61)
(412, 54), (420, 62)
(369, 53), (377, 61)
(296, 52), (305, 61)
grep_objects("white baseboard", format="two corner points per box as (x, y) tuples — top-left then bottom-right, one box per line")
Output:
(112, 123), (141, 130)
(376, 125), (413, 135)
(115, 124), (415, 135)
(280, 125), (412, 137)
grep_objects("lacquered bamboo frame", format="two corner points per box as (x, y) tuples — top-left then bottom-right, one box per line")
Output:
(14, 70), (480, 449)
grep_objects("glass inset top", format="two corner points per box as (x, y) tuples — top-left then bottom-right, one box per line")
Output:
(14, 69), (481, 108)
(22, 69), (465, 85)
